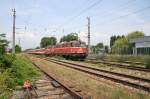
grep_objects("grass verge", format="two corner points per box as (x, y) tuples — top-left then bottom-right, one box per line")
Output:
(0, 54), (40, 98)
(34, 57), (150, 99)
(105, 55), (150, 63)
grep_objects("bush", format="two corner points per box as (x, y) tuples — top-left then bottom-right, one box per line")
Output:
(0, 69), (15, 98)
(11, 54), (40, 85)
(0, 54), (40, 98)
(117, 55), (127, 62)
(146, 64), (150, 69)
(0, 54), (14, 70)
(145, 57), (150, 69)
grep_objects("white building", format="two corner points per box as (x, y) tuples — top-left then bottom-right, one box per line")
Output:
(130, 36), (150, 55)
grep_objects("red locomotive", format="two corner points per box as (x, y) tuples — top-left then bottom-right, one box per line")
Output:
(29, 41), (87, 60)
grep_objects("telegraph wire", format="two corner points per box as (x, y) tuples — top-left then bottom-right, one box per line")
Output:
(60, 0), (138, 33)
(65, 0), (134, 31)
(93, 5), (150, 27)
(90, 0), (139, 18)
(56, 0), (103, 31)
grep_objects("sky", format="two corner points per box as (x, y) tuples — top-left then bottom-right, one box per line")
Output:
(0, 0), (150, 49)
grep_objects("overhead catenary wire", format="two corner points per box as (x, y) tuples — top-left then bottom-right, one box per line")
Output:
(57, 0), (143, 34)
(64, 0), (136, 32)
(60, 0), (141, 34)
(90, 0), (139, 18)
(56, 0), (103, 31)
(112, 19), (150, 31)
(93, 5), (150, 27)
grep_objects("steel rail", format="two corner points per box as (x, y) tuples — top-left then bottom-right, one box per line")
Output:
(87, 58), (146, 65)
(49, 59), (150, 83)
(30, 59), (92, 99)
(86, 59), (150, 72)
(46, 58), (150, 92)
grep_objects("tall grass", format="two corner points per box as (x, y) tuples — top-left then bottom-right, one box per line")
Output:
(106, 55), (150, 63)
(0, 54), (40, 98)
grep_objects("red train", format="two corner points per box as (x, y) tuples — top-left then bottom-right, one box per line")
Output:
(28, 41), (87, 60)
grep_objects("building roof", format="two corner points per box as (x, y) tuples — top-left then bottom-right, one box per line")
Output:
(129, 36), (150, 43)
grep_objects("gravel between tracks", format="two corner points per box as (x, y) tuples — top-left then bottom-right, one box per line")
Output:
(28, 55), (150, 99)
(53, 58), (150, 80)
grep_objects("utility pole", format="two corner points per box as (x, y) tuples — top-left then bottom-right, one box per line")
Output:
(87, 17), (91, 55)
(12, 8), (16, 55)
(18, 38), (21, 46)
(62, 29), (64, 34)
(78, 31), (80, 40)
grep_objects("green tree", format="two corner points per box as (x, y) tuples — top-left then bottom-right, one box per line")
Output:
(112, 37), (129, 54)
(15, 45), (22, 53)
(40, 37), (57, 48)
(104, 45), (109, 53)
(90, 45), (96, 54)
(110, 35), (124, 48)
(35, 46), (40, 49)
(90, 43), (104, 54)
(127, 31), (145, 54)
(96, 42), (104, 48)
(110, 35), (116, 47)
(0, 34), (8, 55)
(60, 33), (78, 42)
(127, 31), (145, 39)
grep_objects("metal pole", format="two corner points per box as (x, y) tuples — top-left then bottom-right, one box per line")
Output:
(87, 17), (90, 55)
(62, 29), (64, 34)
(12, 9), (16, 55)
(18, 38), (21, 46)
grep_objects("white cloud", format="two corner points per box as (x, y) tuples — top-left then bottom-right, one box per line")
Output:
(78, 31), (87, 42)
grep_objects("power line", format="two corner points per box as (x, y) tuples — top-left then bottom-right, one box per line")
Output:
(57, 0), (103, 30)
(63, 0), (137, 32)
(114, 18), (150, 30)
(71, 0), (103, 18)
(93, 5), (150, 27)
(90, 0), (139, 18)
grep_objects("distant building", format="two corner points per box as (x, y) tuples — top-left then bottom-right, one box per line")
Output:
(130, 36), (150, 55)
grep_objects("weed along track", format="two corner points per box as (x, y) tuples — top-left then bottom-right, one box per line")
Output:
(24, 55), (92, 99)
(20, 76), (71, 99)
(86, 59), (150, 72)
(13, 75), (80, 99)
(41, 58), (150, 93)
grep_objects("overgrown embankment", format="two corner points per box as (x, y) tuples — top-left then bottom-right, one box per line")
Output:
(0, 54), (40, 98)
(104, 55), (150, 68)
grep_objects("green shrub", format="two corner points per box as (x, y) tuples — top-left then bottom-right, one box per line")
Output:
(145, 57), (150, 69)
(0, 54), (40, 98)
(11, 54), (40, 85)
(146, 64), (150, 69)
(0, 69), (15, 98)
(0, 54), (14, 69)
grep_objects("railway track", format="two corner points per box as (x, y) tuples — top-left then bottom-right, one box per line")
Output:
(42, 58), (150, 92)
(23, 76), (77, 99)
(88, 58), (146, 65)
(26, 56), (92, 99)
(86, 59), (150, 72)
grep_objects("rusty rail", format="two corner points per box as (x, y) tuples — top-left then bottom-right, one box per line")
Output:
(46, 58), (150, 92)
(29, 58), (92, 99)
(86, 59), (150, 72)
